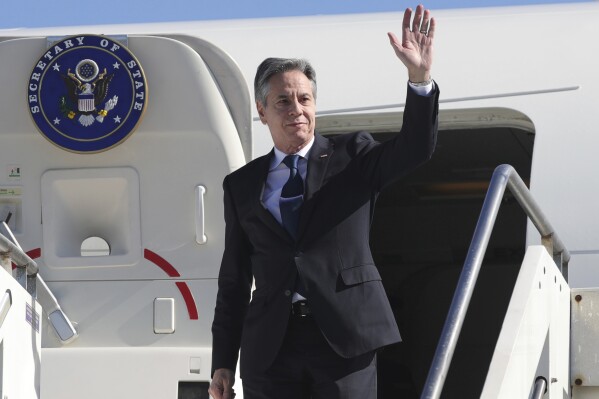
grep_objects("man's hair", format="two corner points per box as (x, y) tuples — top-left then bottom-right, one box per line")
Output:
(254, 58), (317, 105)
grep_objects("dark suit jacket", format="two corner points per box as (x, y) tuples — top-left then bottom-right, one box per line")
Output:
(211, 84), (440, 378)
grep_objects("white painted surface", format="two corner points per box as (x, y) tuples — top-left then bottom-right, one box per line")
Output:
(0, 268), (41, 399)
(481, 246), (570, 398)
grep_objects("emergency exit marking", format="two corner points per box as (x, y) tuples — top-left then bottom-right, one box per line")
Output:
(7, 165), (21, 181)
(0, 187), (22, 196)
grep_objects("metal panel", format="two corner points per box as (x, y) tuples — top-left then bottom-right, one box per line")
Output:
(571, 288), (599, 386)
(154, 297), (175, 334)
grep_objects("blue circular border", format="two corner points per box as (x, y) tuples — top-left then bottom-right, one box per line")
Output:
(27, 35), (148, 153)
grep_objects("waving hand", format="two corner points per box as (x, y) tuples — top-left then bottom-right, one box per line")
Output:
(387, 4), (435, 83)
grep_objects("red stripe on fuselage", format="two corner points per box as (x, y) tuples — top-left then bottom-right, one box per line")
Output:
(144, 249), (180, 277)
(175, 282), (199, 320)
(15, 247), (198, 320)
(144, 248), (198, 320)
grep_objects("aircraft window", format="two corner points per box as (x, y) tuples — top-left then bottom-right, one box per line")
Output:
(81, 236), (111, 257)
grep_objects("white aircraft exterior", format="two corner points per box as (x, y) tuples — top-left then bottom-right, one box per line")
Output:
(0, 2), (598, 398)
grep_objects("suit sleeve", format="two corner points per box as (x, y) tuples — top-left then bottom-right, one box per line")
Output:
(354, 83), (439, 190)
(211, 175), (253, 376)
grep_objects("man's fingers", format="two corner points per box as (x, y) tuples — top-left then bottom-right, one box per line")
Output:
(208, 383), (223, 399)
(209, 369), (235, 399)
(411, 4), (424, 32)
(402, 7), (412, 32)
(420, 9), (431, 34)
(387, 32), (399, 47)
(223, 388), (236, 399)
(208, 386), (235, 399)
(427, 17), (436, 39)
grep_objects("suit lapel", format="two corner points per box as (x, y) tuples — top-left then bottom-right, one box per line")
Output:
(305, 134), (333, 200)
(297, 134), (333, 240)
(249, 151), (294, 242)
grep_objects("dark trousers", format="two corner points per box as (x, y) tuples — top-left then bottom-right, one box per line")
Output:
(242, 314), (377, 399)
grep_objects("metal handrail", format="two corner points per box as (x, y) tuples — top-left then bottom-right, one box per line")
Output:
(531, 376), (548, 399)
(0, 290), (12, 329)
(0, 232), (38, 276)
(0, 223), (78, 343)
(420, 164), (570, 399)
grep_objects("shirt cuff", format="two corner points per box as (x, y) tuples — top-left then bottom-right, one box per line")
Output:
(408, 80), (435, 96)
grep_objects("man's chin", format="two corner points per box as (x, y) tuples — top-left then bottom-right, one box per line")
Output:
(286, 129), (313, 140)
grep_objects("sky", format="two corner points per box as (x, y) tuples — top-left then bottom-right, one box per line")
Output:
(0, 0), (593, 29)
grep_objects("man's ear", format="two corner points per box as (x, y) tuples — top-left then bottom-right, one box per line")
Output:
(256, 101), (267, 124)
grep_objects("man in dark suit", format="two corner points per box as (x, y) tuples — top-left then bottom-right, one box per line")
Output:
(209, 5), (439, 398)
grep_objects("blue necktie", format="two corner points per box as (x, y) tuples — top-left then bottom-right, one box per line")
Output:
(280, 154), (304, 240)
(280, 154), (307, 297)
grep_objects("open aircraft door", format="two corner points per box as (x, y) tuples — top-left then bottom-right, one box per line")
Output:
(0, 34), (250, 398)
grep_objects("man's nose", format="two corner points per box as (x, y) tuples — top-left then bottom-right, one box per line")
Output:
(289, 99), (302, 115)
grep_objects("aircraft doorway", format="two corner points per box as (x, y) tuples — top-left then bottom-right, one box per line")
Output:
(369, 112), (535, 398)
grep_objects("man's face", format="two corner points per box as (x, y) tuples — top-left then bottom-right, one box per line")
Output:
(257, 70), (316, 154)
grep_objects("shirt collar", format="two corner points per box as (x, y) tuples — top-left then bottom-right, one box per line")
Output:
(270, 136), (315, 170)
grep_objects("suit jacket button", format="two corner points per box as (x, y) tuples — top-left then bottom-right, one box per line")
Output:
(284, 290), (292, 297)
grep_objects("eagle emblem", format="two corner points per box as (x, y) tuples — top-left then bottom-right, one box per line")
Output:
(27, 35), (147, 153)
(61, 59), (118, 127)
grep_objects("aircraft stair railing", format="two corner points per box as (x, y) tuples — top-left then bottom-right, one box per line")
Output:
(0, 285), (12, 329)
(0, 222), (39, 295)
(531, 377), (548, 399)
(0, 223), (42, 398)
(0, 221), (78, 344)
(420, 164), (570, 399)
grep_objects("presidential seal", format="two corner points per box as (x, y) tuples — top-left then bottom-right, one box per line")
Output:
(27, 35), (147, 153)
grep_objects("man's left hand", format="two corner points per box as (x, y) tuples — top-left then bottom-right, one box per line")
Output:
(387, 4), (435, 83)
